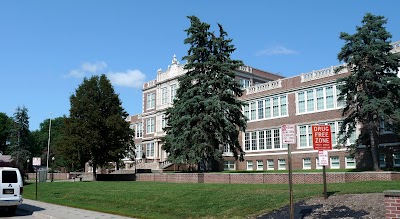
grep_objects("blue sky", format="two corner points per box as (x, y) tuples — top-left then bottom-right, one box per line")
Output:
(1, 1), (399, 131)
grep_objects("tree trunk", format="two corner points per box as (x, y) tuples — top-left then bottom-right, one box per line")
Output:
(369, 127), (380, 171)
(92, 163), (97, 181)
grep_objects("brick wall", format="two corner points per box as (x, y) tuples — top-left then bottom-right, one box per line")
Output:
(384, 190), (400, 219)
(135, 172), (400, 184)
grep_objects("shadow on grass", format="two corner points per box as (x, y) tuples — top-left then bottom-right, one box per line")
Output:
(257, 199), (369, 219)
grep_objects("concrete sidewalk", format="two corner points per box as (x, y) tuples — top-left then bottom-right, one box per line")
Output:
(19, 199), (136, 219)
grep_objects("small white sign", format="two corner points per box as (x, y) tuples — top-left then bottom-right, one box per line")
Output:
(318, 150), (329, 166)
(282, 124), (296, 144)
(32, 157), (41, 166)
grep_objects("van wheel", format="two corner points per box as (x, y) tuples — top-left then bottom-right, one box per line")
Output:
(7, 206), (17, 216)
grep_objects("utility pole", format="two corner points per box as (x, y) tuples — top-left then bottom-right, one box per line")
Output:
(46, 113), (52, 171)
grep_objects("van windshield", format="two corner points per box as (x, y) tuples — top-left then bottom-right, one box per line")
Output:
(2, 171), (17, 183)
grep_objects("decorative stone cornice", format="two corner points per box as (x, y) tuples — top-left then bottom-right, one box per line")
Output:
(246, 80), (282, 95)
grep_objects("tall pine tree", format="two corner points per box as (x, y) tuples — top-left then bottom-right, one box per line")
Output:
(163, 16), (246, 171)
(336, 13), (400, 170)
(8, 106), (31, 168)
(66, 75), (134, 179)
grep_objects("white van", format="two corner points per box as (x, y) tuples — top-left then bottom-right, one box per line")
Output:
(0, 167), (23, 215)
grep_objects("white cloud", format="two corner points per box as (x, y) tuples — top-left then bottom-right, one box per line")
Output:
(81, 61), (107, 73)
(65, 61), (107, 78)
(107, 70), (146, 89)
(256, 46), (298, 56)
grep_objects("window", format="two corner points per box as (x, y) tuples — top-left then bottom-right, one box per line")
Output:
(161, 115), (167, 129)
(273, 129), (281, 149)
(325, 86), (334, 109)
(258, 131), (265, 150)
(278, 159), (286, 170)
(316, 158), (322, 169)
(161, 87), (168, 104)
(246, 161), (253, 170)
(267, 159), (274, 170)
(265, 98), (271, 118)
(330, 156), (340, 169)
(2, 171), (17, 183)
(280, 95), (287, 116)
(257, 160), (264, 170)
(250, 102), (256, 120)
(136, 122), (143, 138)
(244, 133), (250, 151)
(146, 93), (155, 109)
(146, 118), (155, 134)
(251, 132), (257, 150)
(244, 105), (250, 120)
(258, 100), (264, 119)
(298, 92), (305, 113)
(146, 142), (155, 157)
(306, 90), (314, 112)
(379, 154), (386, 168)
(303, 158), (311, 169)
(170, 84), (177, 102)
(224, 161), (235, 170)
(239, 79), (251, 89)
(345, 156), (356, 169)
(272, 97), (279, 117)
(329, 122), (337, 146)
(299, 126), (308, 148)
(135, 145), (143, 159)
(265, 130), (272, 149)
(394, 153), (400, 167)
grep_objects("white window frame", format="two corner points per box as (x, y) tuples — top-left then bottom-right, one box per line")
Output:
(161, 87), (168, 105)
(146, 118), (155, 134)
(297, 85), (341, 115)
(136, 122), (143, 138)
(394, 153), (400, 167)
(244, 128), (282, 152)
(278, 159), (286, 170)
(223, 161), (235, 170)
(316, 158), (322, 169)
(303, 158), (311, 170)
(267, 159), (274, 170)
(245, 95), (288, 122)
(146, 142), (155, 158)
(246, 160), (253, 171)
(170, 84), (177, 102)
(146, 93), (155, 110)
(256, 160), (263, 170)
(345, 156), (356, 169)
(330, 156), (340, 169)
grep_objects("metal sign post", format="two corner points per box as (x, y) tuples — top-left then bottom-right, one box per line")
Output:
(312, 125), (332, 199)
(282, 124), (296, 219)
(32, 157), (41, 200)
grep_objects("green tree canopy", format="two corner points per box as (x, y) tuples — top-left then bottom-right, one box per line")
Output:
(0, 112), (13, 154)
(8, 106), (31, 168)
(66, 74), (134, 179)
(31, 117), (67, 170)
(336, 13), (400, 170)
(162, 16), (246, 171)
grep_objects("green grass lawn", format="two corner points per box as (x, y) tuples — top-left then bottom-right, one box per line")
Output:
(23, 181), (398, 219)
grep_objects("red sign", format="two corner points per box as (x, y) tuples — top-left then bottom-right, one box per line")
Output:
(312, 125), (332, 150)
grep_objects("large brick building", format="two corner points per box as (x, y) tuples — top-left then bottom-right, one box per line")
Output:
(126, 41), (400, 172)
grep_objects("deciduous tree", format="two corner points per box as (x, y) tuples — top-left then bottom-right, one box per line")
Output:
(66, 75), (134, 179)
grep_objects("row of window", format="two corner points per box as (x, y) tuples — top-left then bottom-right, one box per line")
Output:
(244, 85), (343, 122)
(231, 156), (356, 171)
(244, 121), (355, 152)
(146, 84), (178, 110)
(134, 142), (155, 158)
(379, 153), (400, 167)
(244, 95), (287, 121)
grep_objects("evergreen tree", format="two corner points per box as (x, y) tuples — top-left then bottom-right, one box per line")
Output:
(0, 112), (13, 154)
(336, 13), (400, 170)
(8, 106), (31, 168)
(163, 16), (246, 171)
(66, 75), (134, 179)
